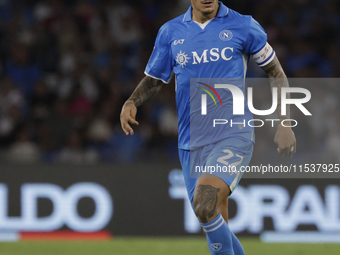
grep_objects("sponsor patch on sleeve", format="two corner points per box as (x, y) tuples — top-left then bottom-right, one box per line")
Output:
(252, 42), (275, 67)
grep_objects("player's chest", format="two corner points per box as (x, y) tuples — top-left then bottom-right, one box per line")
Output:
(170, 24), (244, 69)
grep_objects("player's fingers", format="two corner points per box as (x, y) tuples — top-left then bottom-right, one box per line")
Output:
(278, 147), (289, 158)
(125, 116), (141, 135)
(288, 142), (297, 158)
(288, 146), (294, 158)
(120, 113), (139, 135)
(120, 114), (133, 135)
(128, 116), (139, 126)
(121, 121), (133, 135)
(290, 143), (296, 158)
(280, 143), (295, 158)
(120, 118), (128, 135)
(277, 147), (286, 157)
(283, 148), (289, 158)
(130, 108), (138, 122)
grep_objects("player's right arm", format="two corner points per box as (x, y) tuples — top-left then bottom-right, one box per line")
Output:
(121, 22), (172, 135)
(120, 76), (163, 135)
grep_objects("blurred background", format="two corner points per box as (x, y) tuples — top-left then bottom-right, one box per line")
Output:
(0, 0), (340, 251)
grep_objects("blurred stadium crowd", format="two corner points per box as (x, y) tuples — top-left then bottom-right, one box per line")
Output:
(0, 0), (339, 164)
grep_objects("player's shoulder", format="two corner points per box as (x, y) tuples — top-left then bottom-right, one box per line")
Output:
(225, 8), (252, 26)
(159, 14), (185, 31)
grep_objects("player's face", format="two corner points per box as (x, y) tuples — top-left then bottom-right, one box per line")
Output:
(191, 0), (219, 16)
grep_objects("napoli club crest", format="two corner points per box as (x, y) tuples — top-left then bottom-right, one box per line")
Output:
(219, 30), (233, 41)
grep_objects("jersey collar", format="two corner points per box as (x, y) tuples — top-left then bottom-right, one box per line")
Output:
(183, 1), (229, 22)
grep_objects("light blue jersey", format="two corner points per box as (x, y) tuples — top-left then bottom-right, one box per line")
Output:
(145, 2), (275, 150)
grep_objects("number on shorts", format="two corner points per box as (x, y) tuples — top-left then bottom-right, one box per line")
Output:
(217, 149), (244, 168)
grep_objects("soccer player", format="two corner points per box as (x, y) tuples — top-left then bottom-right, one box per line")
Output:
(120, 1), (296, 254)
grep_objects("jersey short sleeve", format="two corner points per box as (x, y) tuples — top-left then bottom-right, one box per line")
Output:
(144, 24), (173, 84)
(244, 17), (275, 67)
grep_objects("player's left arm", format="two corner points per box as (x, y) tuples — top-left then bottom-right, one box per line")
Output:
(261, 55), (296, 158)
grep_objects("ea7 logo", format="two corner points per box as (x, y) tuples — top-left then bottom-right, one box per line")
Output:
(200, 84), (312, 116)
(174, 39), (185, 45)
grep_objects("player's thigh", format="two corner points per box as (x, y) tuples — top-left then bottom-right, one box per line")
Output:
(195, 173), (231, 199)
(205, 137), (254, 193)
(178, 148), (198, 207)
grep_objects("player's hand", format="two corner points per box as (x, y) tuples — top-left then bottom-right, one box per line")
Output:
(120, 100), (139, 135)
(274, 124), (296, 158)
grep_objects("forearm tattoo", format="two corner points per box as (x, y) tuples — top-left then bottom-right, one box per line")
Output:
(127, 76), (163, 107)
(261, 56), (290, 120)
(194, 184), (220, 223)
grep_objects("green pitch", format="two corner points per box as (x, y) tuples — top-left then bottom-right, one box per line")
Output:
(1, 237), (340, 255)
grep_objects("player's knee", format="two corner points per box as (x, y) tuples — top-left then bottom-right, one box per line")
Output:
(193, 184), (221, 224)
(194, 201), (212, 223)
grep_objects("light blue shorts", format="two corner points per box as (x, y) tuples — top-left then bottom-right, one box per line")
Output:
(179, 137), (253, 207)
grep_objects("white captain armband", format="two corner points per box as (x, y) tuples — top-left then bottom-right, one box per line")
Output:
(252, 42), (275, 67)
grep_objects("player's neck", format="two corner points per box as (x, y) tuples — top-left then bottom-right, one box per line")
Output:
(191, 7), (219, 24)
